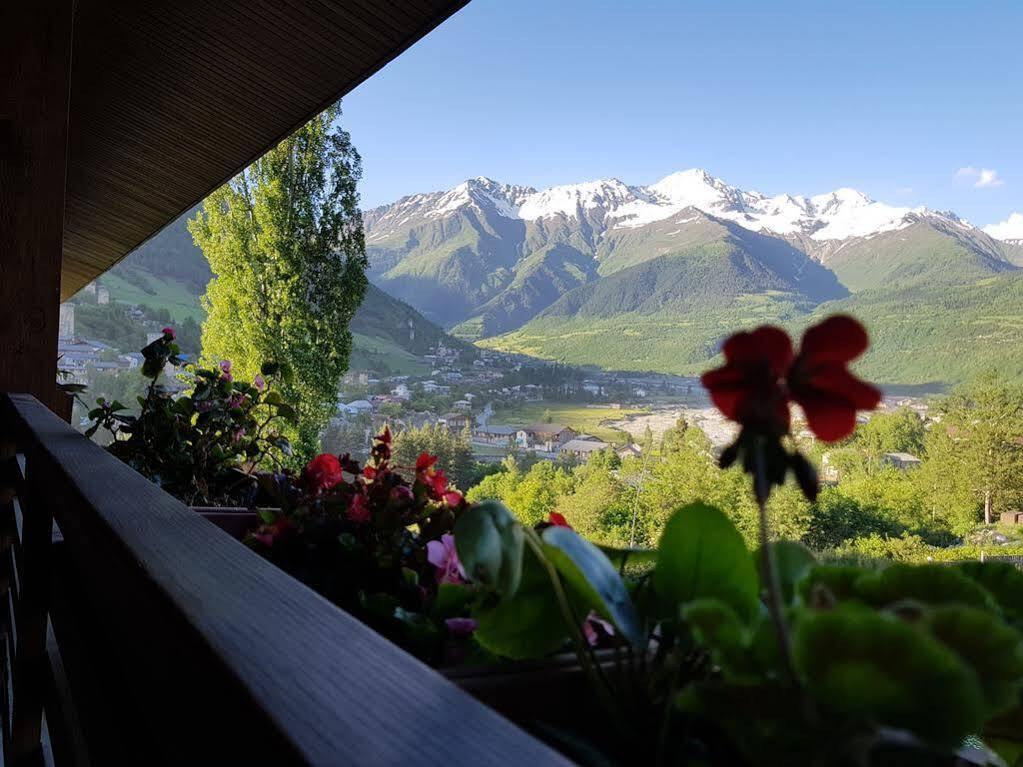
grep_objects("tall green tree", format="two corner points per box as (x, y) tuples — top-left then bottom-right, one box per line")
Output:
(920, 373), (1023, 529)
(392, 423), (475, 490)
(190, 103), (366, 456)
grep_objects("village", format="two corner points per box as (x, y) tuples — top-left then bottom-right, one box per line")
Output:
(57, 290), (933, 479)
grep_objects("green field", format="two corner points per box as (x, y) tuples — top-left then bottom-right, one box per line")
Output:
(489, 402), (646, 444)
(349, 332), (431, 375)
(101, 270), (205, 322)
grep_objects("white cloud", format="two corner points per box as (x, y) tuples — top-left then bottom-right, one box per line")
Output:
(956, 166), (1005, 188)
(984, 212), (1023, 241)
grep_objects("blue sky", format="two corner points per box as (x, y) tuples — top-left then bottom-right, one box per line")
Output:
(343, 0), (1021, 228)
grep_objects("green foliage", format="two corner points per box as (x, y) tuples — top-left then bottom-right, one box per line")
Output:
(87, 335), (296, 505)
(854, 407), (926, 458)
(191, 103), (367, 457)
(453, 501), (524, 597)
(466, 459), (575, 527)
(469, 544), (567, 660)
(457, 499), (1023, 764)
(392, 423), (475, 490)
(793, 606), (987, 748)
(919, 373), (1023, 531)
(654, 503), (759, 621)
(542, 525), (643, 646)
(71, 302), (147, 351)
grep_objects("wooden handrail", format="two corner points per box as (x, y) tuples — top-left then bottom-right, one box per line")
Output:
(0, 393), (567, 765)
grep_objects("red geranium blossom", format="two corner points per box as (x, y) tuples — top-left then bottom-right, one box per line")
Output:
(701, 315), (880, 443)
(161, 326), (176, 340)
(304, 454), (344, 492)
(548, 512), (571, 528)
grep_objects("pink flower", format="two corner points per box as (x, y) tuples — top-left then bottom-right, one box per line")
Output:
(161, 327), (176, 340)
(227, 394), (245, 410)
(582, 610), (615, 647)
(219, 359), (232, 374)
(253, 374), (266, 392)
(347, 492), (370, 523)
(444, 617), (477, 636)
(232, 427), (246, 443)
(442, 489), (464, 507)
(427, 534), (466, 585)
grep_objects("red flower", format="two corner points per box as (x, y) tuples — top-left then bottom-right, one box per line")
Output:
(701, 326), (793, 437)
(701, 315), (880, 443)
(347, 492), (370, 523)
(161, 326), (176, 340)
(304, 454), (344, 492)
(362, 465), (378, 481)
(426, 469), (450, 499)
(442, 489), (464, 507)
(788, 316), (882, 442)
(548, 512), (571, 528)
(416, 452), (438, 473)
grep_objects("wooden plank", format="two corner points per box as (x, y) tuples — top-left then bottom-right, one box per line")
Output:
(0, 0), (74, 411)
(2, 394), (568, 766)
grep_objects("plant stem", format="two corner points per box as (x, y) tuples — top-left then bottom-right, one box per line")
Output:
(522, 529), (624, 733)
(752, 439), (799, 689)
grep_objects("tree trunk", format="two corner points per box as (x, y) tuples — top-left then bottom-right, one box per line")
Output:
(984, 489), (993, 525)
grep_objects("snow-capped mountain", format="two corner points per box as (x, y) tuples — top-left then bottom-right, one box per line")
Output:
(363, 169), (1020, 339)
(366, 168), (972, 245)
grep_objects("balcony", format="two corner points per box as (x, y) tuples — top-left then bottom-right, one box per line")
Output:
(0, 392), (565, 764)
(1, 2), (571, 763)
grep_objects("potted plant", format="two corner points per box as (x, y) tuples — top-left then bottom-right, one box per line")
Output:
(437, 316), (1023, 764)
(85, 327), (297, 520)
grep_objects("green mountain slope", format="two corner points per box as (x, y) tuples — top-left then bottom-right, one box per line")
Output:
(807, 221), (1016, 292)
(88, 210), (464, 371)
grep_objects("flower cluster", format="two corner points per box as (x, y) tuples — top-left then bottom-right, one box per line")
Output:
(247, 429), (475, 664)
(702, 315), (881, 502)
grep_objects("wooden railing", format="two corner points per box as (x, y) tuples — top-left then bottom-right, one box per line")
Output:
(0, 393), (567, 765)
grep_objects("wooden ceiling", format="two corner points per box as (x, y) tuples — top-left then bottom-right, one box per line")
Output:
(60, 0), (468, 299)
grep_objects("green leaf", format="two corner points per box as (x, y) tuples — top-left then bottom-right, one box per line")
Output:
(794, 605), (986, 747)
(957, 561), (1023, 627)
(264, 391), (284, 406)
(472, 545), (567, 659)
(854, 564), (997, 612)
(925, 604), (1023, 716)
(542, 526), (643, 647)
(754, 540), (816, 605)
(432, 583), (473, 619)
(681, 598), (750, 676)
(275, 403), (298, 423)
(454, 501), (524, 598)
(798, 564), (867, 605)
(654, 502), (758, 621)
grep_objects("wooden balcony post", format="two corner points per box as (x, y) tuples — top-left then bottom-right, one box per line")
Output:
(0, 0), (74, 413)
(9, 445), (54, 766)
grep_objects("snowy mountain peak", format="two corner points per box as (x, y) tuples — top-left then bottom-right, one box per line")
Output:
(368, 170), (984, 244)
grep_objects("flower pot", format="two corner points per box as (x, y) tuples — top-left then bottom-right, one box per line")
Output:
(441, 651), (619, 738)
(191, 506), (261, 539)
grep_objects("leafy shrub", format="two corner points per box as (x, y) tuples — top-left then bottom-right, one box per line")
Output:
(86, 330), (296, 505)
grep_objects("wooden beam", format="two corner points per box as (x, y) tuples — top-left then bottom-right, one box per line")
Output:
(0, 1), (74, 412)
